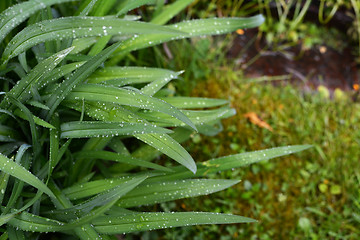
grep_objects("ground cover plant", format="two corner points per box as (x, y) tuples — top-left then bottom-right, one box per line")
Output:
(0, 0), (312, 239)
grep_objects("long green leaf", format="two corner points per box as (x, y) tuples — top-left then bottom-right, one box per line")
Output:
(2, 17), (186, 63)
(0, 154), (55, 199)
(60, 121), (172, 138)
(0, 47), (73, 110)
(63, 176), (143, 200)
(136, 107), (236, 127)
(159, 97), (229, 109)
(147, 145), (312, 183)
(87, 66), (180, 87)
(74, 150), (172, 172)
(151, 0), (194, 25)
(66, 84), (196, 130)
(117, 179), (240, 208)
(93, 211), (256, 234)
(109, 15), (265, 64)
(0, 0), (76, 44)
(116, 0), (156, 16)
(7, 212), (67, 232)
(45, 42), (121, 120)
(46, 175), (148, 221)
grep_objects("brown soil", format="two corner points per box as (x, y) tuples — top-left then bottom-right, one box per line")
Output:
(227, 28), (359, 91)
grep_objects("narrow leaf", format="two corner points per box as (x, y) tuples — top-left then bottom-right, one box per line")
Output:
(2, 17), (186, 62)
(0, 154), (56, 199)
(66, 84), (196, 130)
(74, 150), (172, 172)
(0, 0), (75, 44)
(117, 179), (240, 208)
(148, 145), (313, 183)
(60, 121), (172, 138)
(93, 211), (255, 234)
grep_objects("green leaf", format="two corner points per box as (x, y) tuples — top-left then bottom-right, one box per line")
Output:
(60, 121), (172, 138)
(66, 84), (196, 130)
(159, 97), (229, 109)
(13, 109), (55, 129)
(0, 0), (76, 44)
(109, 15), (265, 64)
(0, 154), (56, 199)
(7, 212), (67, 232)
(151, 0), (195, 25)
(135, 133), (197, 173)
(87, 66), (180, 87)
(116, 0), (156, 16)
(46, 175), (148, 221)
(74, 150), (172, 172)
(62, 176), (147, 200)
(45, 42), (122, 120)
(117, 179), (240, 208)
(93, 211), (256, 234)
(0, 47), (73, 110)
(136, 107), (235, 127)
(148, 145), (312, 182)
(2, 17), (186, 63)
(63, 101), (197, 173)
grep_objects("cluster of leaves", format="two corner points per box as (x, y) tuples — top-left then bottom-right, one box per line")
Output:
(0, 0), (309, 239)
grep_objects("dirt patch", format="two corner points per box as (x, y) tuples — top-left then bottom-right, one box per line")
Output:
(228, 28), (359, 91)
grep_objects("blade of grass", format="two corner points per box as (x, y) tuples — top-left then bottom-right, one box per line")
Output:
(0, 47), (73, 110)
(45, 42), (121, 120)
(151, 0), (195, 25)
(117, 179), (240, 208)
(0, 0), (76, 44)
(0, 154), (56, 199)
(109, 15), (265, 64)
(74, 150), (172, 172)
(60, 121), (172, 138)
(46, 175), (148, 221)
(116, 0), (156, 16)
(147, 145), (313, 183)
(66, 84), (197, 130)
(2, 17), (186, 63)
(93, 211), (256, 234)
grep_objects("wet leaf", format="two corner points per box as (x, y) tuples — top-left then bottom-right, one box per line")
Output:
(93, 211), (256, 234)
(117, 179), (240, 207)
(60, 121), (172, 138)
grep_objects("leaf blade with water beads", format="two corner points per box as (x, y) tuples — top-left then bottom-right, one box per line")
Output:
(62, 176), (148, 200)
(2, 17), (186, 63)
(116, 0), (156, 16)
(66, 84), (196, 130)
(63, 101), (197, 174)
(146, 145), (313, 183)
(159, 97), (229, 109)
(73, 150), (172, 172)
(7, 211), (67, 232)
(0, 47), (73, 110)
(46, 175), (148, 221)
(136, 107), (236, 128)
(0, 154), (56, 199)
(60, 121), (172, 138)
(117, 179), (240, 208)
(0, 0), (76, 44)
(87, 66), (180, 87)
(109, 15), (265, 64)
(93, 211), (256, 234)
(45, 42), (121, 120)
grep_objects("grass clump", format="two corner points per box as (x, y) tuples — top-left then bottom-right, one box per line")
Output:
(0, 0), (311, 239)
